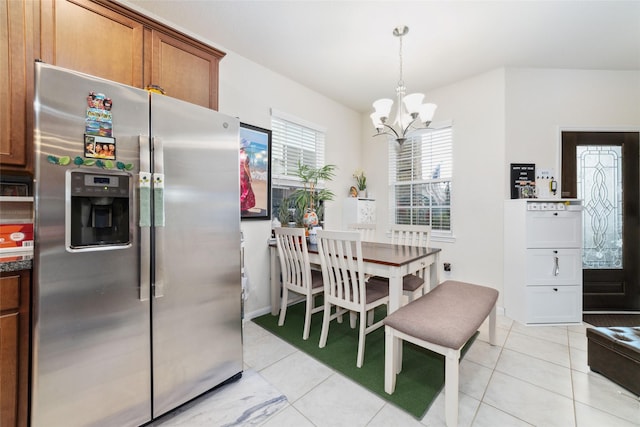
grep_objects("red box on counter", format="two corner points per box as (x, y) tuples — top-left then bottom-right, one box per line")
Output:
(0, 223), (34, 249)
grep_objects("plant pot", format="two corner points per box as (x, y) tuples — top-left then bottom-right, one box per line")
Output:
(358, 190), (367, 198)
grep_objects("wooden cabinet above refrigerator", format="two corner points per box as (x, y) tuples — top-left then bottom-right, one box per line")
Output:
(1, 0), (226, 173)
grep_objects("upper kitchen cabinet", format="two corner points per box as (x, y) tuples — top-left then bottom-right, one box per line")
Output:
(150, 30), (222, 109)
(39, 0), (225, 110)
(2, 0), (225, 173)
(39, 0), (145, 88)
(0, 0), (35, 172)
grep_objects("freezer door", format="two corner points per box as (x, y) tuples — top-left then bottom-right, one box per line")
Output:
(150, 94), (243, 417)
(32, 63), (152, 427)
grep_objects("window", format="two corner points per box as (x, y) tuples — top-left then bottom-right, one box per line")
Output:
(389, 123), (452, 235)
(271, 110), (326, 221)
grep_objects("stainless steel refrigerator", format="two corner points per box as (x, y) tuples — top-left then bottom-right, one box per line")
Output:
(32, 62), (243, 427)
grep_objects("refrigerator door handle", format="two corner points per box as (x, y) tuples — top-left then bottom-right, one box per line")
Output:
(152, 137), (165, 298)
(139, 135), (151, 301)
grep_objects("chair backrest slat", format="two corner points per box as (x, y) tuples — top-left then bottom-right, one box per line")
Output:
(274, 227), (311, 291)
(389, 224), (431, 248)
(317, 230), (365, 306)
(348, 223), (377, 242)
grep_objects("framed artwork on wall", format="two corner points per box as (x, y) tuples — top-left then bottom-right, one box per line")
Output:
(240, 122), (272, 220)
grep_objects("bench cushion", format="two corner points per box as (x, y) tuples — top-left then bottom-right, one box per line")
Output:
(384, 280), (499, 349)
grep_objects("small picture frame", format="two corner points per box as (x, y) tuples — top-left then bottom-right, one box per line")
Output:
(84, 134), (116, 160)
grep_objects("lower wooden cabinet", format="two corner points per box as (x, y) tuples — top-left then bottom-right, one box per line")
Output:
(0, 270), (30, 427)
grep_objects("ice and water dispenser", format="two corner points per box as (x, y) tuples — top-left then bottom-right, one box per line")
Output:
(66, 170), (131, 250)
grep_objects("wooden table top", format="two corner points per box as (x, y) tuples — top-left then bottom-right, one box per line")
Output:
(271, 239), (440, 267)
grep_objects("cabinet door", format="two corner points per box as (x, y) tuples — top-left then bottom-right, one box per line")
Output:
(526, 249), (582, 286)
(0, 0), (34, 170)
(526, 285), (582, 324)
(0, 313), (19, 427)
(151, 30), (223, 109)
(526, 211), (582, 248)
(0, 271), (29, 427)
(40, 0), (144, 87)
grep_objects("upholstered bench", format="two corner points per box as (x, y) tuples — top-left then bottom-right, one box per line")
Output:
(384, 280), (499, 427)
(587, 326), (640, 396)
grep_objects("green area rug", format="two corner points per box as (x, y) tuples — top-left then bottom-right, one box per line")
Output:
(252, 302), (477, 419)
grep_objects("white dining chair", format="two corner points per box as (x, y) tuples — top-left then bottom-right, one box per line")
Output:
(348, 223), (377, 242)
(274, 227), (324, 340)
(316, 229), (389, 368)
(389, 224), (432, 302)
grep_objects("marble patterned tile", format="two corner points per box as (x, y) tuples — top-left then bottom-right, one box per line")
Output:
(569, 346), (589, 374)
(568, 329), (587, 351)
(572, 369), (640, 424)
(483, 371), (575, 426)
(242, 327), (297, 371)
(476, 322), (510, 347)
(568, 322), (589, 335)
(494, 348), (573, 398)
(503, 330), (570, 368)
(150, 370), (287, 426)
(459, 359), (493, 401)
(145, 317), (640, 427)
(464, 339), (503, 370)
(292, 373), (385, 427)
(419, 391), (481, 427)
(574, 401), (640, 427)
(471, 403), (534, 427)
(366, 402), (424, 427)
(509, 322), (569, 346)
(258, 349), (333, 403)
(259, 405), (315, 427)
(496, 314), (515, 330)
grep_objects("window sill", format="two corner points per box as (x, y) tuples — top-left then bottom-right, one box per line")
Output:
(432, 233), (456, 244)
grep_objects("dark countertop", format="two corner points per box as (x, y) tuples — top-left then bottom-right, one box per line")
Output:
(0, 252), (33, 272)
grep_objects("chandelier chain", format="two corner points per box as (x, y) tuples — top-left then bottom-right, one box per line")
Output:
(398, 33), (404, 88)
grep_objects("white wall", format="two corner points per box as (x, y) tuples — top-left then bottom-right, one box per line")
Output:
(361, 67), (640, 309)
(505, 68), (640, 198)
(218, 53), (362, 318)
(361, 69), (507, 304)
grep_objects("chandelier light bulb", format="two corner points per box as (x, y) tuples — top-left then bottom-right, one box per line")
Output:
(402, 93), (425, 116)
(419, 103), (437, 125)
(372, 98), (393, 119)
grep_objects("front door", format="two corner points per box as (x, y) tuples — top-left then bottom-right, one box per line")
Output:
(561, 131), (640, 311)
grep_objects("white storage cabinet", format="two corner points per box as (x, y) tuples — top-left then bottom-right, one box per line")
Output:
(504, 199), (583, 324)
(343, 198), (376, 226)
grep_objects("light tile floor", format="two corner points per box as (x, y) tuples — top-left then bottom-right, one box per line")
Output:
(155, 315), (640, 426)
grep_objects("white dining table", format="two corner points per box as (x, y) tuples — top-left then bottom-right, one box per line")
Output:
(268, 240), (441, 316)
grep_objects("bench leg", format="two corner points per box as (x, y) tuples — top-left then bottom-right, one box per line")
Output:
(384, 326), (398, 394)
(444, 349), (460, 427)
(489, 304), (497, 346)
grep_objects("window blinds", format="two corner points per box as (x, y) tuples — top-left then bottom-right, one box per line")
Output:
(389, 126), (453, 231)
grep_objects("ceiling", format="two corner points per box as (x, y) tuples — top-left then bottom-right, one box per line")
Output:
(125, 1), (640, 113)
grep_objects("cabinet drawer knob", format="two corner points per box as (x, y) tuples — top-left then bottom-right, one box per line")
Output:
(553, 288), (558, 292)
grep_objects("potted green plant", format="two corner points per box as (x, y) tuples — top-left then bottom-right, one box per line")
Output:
(353, 168), (367, 197)
(289, 163), (337, 228)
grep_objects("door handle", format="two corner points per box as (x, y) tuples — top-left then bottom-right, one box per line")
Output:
(553, 256), (560, 276)
(152, 136), (165, 298)
(139, 135), (151, 301)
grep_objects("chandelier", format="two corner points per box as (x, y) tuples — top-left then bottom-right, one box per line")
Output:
(370, 26), (437, 146)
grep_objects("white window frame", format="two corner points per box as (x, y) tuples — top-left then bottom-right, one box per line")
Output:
(388, 120), (453, 241)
